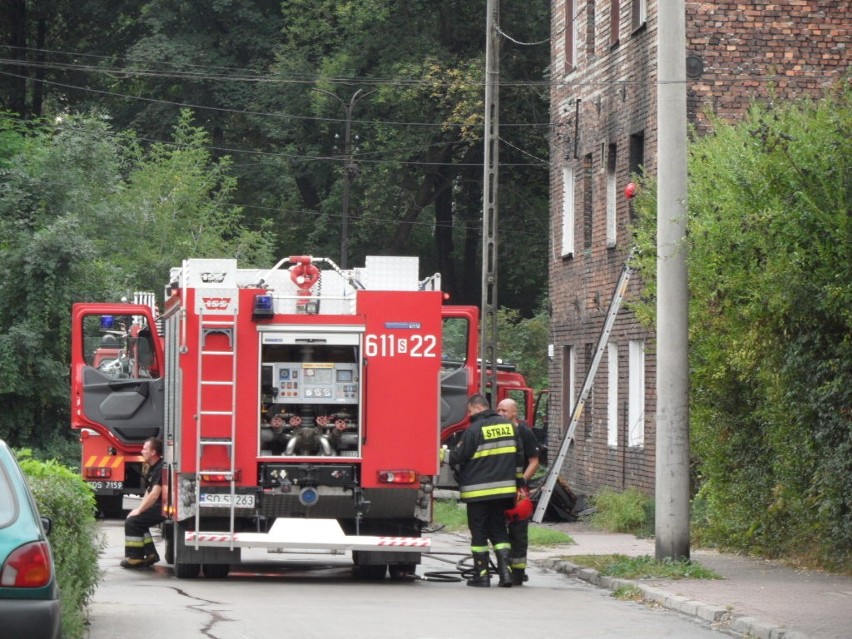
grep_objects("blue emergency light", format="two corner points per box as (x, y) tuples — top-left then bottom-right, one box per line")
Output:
(100, 316), (114, 329)
(252, 294), (274, 320)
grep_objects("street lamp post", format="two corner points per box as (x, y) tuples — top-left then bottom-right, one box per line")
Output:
(313, 87), (372, 269)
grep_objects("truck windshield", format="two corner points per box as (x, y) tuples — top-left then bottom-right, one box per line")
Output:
(441, 317), (469, 368)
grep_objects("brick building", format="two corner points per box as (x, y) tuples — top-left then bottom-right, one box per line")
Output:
(547, 1), (849, 497)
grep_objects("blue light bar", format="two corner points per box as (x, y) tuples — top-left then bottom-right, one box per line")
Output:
(252, 294), (274, 320)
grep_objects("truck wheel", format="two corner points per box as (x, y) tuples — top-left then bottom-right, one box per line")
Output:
(353, 564), (387, 580)
(162, 523), (174, 565)
(389, 564), (416, 580)
(203, 563), (230, 579)
(175, 562), (201, 579)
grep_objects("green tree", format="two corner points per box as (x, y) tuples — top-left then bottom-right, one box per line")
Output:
(251, 0), (551, 308)
(0, 112), (273, 451)
(631, 86), (851, 569)
(0, 115), (124, 451)
(497, 304), (549, 391)
(2, 2), (551, 312)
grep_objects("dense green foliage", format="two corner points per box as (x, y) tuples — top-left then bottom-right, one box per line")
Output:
(0, 0), (551, 310)
(0, 1), (550, 457)
(0, 112), (273, 452)
(631, 87), (851, 570)
(17, 450), (103, 639)
(497, 305), (550, 392)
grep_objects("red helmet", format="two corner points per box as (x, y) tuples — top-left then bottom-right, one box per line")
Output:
(505, 488), (533, 522)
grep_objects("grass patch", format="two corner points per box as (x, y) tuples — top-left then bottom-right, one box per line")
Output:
(612, 584), (645, 600)
(587, 487), (654, 537)
(529, 526), (573, 546)
(432, 499), (468, 532)
(566, 554), (722, 580)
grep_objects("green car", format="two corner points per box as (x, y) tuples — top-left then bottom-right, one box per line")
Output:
(0, 440), (61, 639)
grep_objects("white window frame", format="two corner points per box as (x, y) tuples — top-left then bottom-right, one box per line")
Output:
(562, 345), (576, 435)
(571, 1), (580, 68)
(607, 342), (618, 448)
(633, 0), (648, 31)
(628, 339), (645, 448)
(606, 144), (617, 247)
(561, 166), (575, 258)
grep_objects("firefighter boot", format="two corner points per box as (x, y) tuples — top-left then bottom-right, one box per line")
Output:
(495, 548), (513, 588)
(466, 552), (491, 588)
(511, 567), (526, 586)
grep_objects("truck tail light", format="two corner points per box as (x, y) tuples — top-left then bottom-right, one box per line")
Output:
(377, 470), (417, 485)
(85, 467), (111, 478)
(1, 541), (53, 588)
(200, 470), (239, 483)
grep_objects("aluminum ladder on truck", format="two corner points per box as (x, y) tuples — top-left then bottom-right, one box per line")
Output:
(193, 304), (239, 548)
(532, 249), (635, 522)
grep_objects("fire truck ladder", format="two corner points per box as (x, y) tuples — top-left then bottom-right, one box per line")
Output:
(532, 249), (635, 523)
(193, 310), (239, 548)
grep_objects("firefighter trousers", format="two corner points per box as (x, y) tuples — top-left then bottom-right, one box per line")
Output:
(466, 498), (514, 553)
(508, 518), (529, 570)
(125, 507), (165, 560)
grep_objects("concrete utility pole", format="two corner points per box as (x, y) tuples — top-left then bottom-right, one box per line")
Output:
(480, 0), (500, 397)
(655, 0), (691, 561)
(313, 88), (372, 269)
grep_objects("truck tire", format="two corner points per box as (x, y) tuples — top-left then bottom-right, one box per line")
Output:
(389, 563), (416, 580)
(353, 564), (387, 580)
(203, 563), (230, 579)
(161, 522), (174, 565)
(175, 561), (201, 579)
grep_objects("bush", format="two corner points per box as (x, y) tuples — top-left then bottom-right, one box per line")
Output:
(17, 450), (103, 639)
(629, 85), (852, 570)
(588, 487), (654, 537)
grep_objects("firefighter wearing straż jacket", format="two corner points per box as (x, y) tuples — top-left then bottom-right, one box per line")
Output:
(444, 394), (518, 587)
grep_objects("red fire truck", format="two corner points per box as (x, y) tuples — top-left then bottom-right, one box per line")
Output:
(71, 255), (547, 578)
(74, 293), (158, 516)
(72, 256), (475, 578)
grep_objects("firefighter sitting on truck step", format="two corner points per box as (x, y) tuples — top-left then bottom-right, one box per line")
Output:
(121, 437), (164, 569)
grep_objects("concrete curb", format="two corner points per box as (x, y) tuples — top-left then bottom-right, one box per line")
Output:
(539, 557), (813, 639)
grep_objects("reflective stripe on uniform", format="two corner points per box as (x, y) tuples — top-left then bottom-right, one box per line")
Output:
(471, 445), (517, 459)
(460, 485), (517, 500)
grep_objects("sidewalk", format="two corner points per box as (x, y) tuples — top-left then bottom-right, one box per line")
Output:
(528, 522), (852, 639)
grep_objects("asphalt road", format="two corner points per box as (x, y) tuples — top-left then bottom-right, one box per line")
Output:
(85, 520), (726, 639)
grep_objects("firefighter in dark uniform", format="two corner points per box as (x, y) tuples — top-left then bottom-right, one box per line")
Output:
(497, 398), (540, 585)
(444, 394), (518, 587)
(121, 437), (165, 568)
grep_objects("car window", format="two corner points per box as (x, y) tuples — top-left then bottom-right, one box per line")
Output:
(0, 464), (18, 528)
